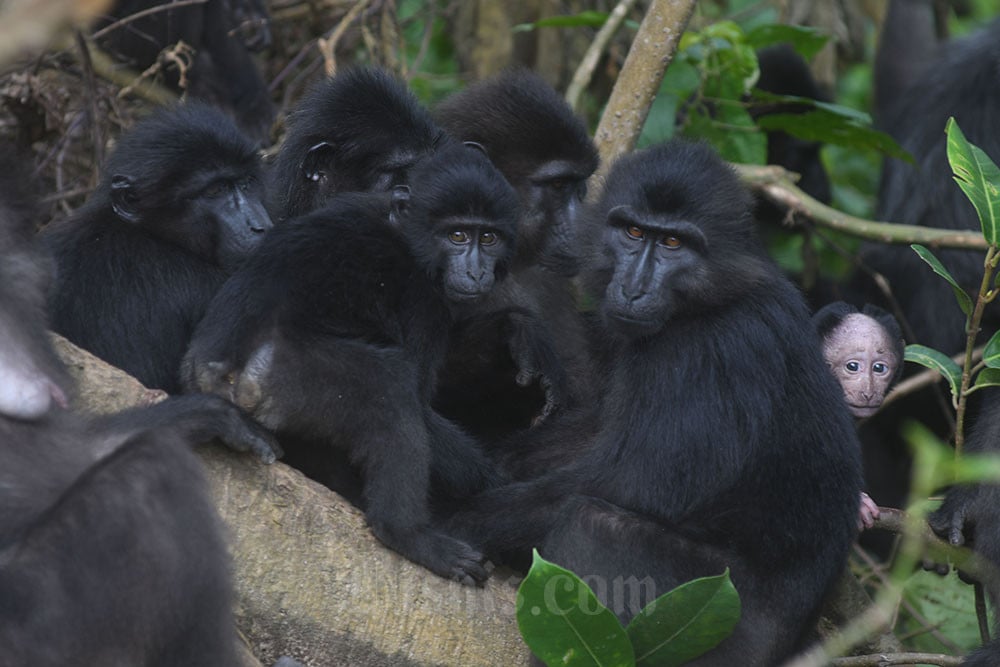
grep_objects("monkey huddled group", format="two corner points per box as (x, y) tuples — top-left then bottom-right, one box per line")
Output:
(16, 5), (1000, 660)
(0, 63), (869, 666)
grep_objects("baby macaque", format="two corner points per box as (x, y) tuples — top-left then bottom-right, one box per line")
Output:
(813, 301), (905, 529)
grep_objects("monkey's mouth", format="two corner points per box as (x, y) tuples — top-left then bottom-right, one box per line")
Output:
(848, 403), (880, 418)
(604, 312), (663, 338)
(445, 287), (488, 303)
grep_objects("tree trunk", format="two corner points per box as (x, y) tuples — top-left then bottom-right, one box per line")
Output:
(54, 335), (531, 667)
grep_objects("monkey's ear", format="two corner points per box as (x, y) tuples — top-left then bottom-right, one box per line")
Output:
(303, 142), (335, 182)
(110, 175), (140, 223)
(388, 185), (411, 228)
(463, 140), (488, 157)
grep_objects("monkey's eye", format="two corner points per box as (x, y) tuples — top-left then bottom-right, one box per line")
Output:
(625, 226), (644, 240)
(448, 230), (470, 244)
(659, 235), (682, 249)
(845, 361), (861, 372)
(547, 179), (570, 193)
(479, 231), (499, 246)
(204, 182), (228, 197)
(873, 362), (889, 374)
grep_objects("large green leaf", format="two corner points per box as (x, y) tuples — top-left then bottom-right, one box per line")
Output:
(626, 570), (740, 667)
(517, 551), (635, 667)
(983, 329), (1000, 368)
(745, 24), (828, 59)
(755, 108), (910, 161)
(910, 244), (974, 316)
(972, 367), (1000, 392)
(904, 344), (962, 401)
(946, 117), (1000, 244)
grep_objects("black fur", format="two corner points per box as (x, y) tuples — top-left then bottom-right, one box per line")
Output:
(432, 69), (600, 444)
(183, 142), (520, 584)
(0, 151), (279, 666)
(95, 0), (275, 141)
(44, 103), (271, 393)
(853, 13), (1000, 571)
(445, 140), (863, 664)
(861, 17), (1000, 354)
(268, 66), (446, 223)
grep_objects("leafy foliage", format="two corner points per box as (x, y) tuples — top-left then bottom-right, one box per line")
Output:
(946, 117), (1000, 244)
(517, 551), (635, 667)
(517, 551), (739, 667)
(638, 20), (903, 165)
(910, 243), (974, 317)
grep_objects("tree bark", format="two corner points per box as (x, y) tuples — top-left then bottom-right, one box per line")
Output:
(54, 335), (531, 667)
(591, 0), (696, 179)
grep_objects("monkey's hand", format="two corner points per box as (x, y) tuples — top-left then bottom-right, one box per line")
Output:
(507, 311), (568, 426)
(858, 491), (880, 531)
(928, 485), (979, 547)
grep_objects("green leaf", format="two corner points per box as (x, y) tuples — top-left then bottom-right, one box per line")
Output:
(684, 103), (766, 165)
(745, 24), (829, 59)
(983, 330), (1000, 368)
(973, 367), (1000, 390)
(946, 117), (1000, 244)
(904, 344), (962, 400)
(626, 570), (740, 667)
(900, 570), (988, 654)
(517, 551), (635, 667)
(910, 244), (974, 316)
(755, 109), (910, 161)
(950, 451), (1000, 485)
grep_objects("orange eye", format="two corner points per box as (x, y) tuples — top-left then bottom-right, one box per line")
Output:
(479, 231), (498, 246)
(660, 236), (682, 249)
(625, 226), (644, 240)
(448, 230), (470, 244)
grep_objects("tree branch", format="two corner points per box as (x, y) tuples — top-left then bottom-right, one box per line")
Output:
(564, 0), (640, 112)
(735, 163), (989, 250)
(592, 0), (696, 178)
(830, 653), (963, 667)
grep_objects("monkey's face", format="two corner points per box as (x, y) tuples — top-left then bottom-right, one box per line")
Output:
(599, 205), (708, 338)
(823, 313), (899, 418)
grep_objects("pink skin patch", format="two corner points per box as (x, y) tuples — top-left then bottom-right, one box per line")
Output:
(823, 313), (899, 419)
(0, 356), (67, 420)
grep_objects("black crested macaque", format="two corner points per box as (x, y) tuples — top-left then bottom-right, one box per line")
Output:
(432, 68), (600, 444)
(0, 147), (281, 666)
(444, 140), (863, 665)
(95, 0), (275, 141)
(44, 102), (272, 393)
(268, 66), (445, 223)
(812, 301), (905, 529)
(183, 142), (520, 584)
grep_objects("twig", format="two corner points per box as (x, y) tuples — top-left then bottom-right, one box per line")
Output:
(317, 0), (372, 77)
(975, 582), (991, 644)
(403, 0), (435, 80)
(74, 30), (105, 170)
(90, 0), (208, 41)
(736, 163), (989, 250)
(881, 346), (984, 410)
(954, 247), (1000, 454)
(565, 0), (640, 112)
(69, 36), (177, 105)
(592, 0), (696, 178)
(830, 653), (963, 666)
